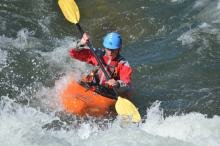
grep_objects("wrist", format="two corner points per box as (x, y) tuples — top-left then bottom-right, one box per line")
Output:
(75, 40), (85, 50)
(116, 81), (120, 88)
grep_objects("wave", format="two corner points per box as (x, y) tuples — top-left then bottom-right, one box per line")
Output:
(1, 97), (219, 146)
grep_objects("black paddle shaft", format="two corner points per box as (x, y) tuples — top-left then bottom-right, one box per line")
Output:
(76, 23), (119, 97)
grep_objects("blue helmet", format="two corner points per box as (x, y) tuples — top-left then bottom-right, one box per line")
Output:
(103, 32), (122, 50)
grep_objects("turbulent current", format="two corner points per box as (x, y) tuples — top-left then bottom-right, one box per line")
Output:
(0, 0), (220, 146)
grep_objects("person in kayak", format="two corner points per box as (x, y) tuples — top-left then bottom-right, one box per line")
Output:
(69, 32), (133, 98)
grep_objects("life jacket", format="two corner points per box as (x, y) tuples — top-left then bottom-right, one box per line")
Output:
(91, 55), (124, 84)
(81, 51), (124, 97)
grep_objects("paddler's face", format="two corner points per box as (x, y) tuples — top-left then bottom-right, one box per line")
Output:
(105, 48), (120, 60)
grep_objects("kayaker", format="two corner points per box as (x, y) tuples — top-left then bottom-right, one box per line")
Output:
(69, 32), (133, 98)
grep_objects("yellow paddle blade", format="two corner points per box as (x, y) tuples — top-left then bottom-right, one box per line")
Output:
(115, 96), (141, 123)
(58, 0), (80, 24)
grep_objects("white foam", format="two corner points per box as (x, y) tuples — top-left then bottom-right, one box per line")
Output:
(0, 96), (64, 146)
(0, 29), (41, 51)
(13, 28), (37, 50)
(1, 96), (220, 146)
(0, 35), (13, 48)
(177, 29), (196, 45)
(0, 49), (8, 71)
(170, 0), (185, 3)
(218, 1), (220, 9)
(39, 36), (91, 74)
(177, 22), (219, 46)
(141, 101), (220, 146)
(199, 23), (219, 34)
(35, 72), (81, 112)
(196, 0), (220, 24)
(38, 16), (51, 35)
(194, 0), (209, 8)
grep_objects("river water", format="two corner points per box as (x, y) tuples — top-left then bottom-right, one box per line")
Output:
(0, 0), (220, 146)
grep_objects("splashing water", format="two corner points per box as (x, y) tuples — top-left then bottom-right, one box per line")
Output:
(0, 0), (220, 145)
(1, 97), (220, 146)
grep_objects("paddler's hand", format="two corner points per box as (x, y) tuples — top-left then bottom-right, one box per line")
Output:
(80, 32), (90, 45)
(105, 79), (119, 88)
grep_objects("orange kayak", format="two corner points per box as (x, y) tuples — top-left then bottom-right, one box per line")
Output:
(60, 80), (116, 117)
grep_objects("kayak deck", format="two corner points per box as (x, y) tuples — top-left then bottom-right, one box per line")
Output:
(60, 80), (116, 117)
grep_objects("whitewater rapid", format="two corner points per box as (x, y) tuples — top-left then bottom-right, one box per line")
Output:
(1, 0), (220, 145)
(1, 95), (220, 146)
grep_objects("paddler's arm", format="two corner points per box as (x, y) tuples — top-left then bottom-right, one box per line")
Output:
(69, 33), (98, 65)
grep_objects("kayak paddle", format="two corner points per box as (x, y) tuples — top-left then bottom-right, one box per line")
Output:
(58, 0), (141, 123)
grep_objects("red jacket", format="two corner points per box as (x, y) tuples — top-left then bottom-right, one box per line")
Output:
(69, 48), (133, 89)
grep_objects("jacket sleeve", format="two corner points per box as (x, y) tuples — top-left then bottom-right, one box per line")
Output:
(117, 61), (133, 92)
(69, 48), (98, 66)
